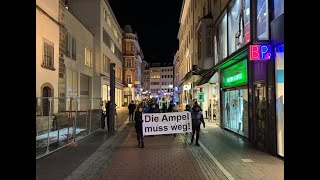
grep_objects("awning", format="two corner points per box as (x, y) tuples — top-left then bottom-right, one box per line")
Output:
(194, 68), (218, 87)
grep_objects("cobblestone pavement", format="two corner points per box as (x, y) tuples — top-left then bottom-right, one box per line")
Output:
(196, 121), (284, 180)
(100, 130), (213, 180)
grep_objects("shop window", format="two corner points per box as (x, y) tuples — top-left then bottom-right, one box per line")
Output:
(223, 89), (249, 137)
(257, 0), (269, 40)
(214, 11), (227, 62)
(275, 43), (284, 157)
(80, 74), (90, 96)
(273, 0), (284, 19)
(228, 0), (251, 55)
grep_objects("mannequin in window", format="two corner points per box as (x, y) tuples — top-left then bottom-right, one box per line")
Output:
(226, 97), (230, 127)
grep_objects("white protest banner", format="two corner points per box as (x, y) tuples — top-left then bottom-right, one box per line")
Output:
(142, 111), (192, 136)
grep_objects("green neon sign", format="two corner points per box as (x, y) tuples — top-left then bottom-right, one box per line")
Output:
(222, 60), (248, 88)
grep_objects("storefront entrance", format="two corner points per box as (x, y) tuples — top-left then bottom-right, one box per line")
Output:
(253, 82), (267, 150)
(223, 87), (249, 137)
(220, 59), (249, 137)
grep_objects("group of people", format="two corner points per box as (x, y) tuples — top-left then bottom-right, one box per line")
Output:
(129, 99), (205, 148)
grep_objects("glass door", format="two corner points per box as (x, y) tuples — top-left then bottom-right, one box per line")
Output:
(253, 82), (267, 149)
(222, 87), (248, 137)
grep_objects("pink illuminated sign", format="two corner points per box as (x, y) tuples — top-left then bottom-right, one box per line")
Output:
(249, 45), (272, 60)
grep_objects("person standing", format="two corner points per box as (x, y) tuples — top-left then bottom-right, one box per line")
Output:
(135, 106), (144, 148)
(105, 101), (110, 131)
(128, 101), (136, 122)
(191, 105), (205, 146)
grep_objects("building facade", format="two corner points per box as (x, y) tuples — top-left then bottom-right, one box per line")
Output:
(142, 62), (150, 99)
(36, 0), (62, 115)
(149, 62), (174, 100)
(177, 0), (216, 109)
(122, 25), (144, 104)
(64, 9), (95, 111)
(185, 0), (284, 157)
(173, 51), (180, 104)
(67, 0), (124, 108)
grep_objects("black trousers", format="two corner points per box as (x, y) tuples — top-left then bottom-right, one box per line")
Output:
(191, 125), (201, 143)
(136, 131), (144, 143)
(129, 112), (134, 122)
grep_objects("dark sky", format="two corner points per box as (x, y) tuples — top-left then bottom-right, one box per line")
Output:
(108, 0), (183, 63)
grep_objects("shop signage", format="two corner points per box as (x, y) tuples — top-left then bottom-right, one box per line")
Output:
(222, 60), (248, 88)
(249, 45), (272, 60)
(183, 84), (191, 91)
(197, 92), (204, 102)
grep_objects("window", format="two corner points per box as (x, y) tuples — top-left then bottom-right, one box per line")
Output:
(116, 67), (121, 80)
(65, 33), (70, 57)
(71, 37), (76, 60)
(103, 29), (110, 47)
(85, 48), (93, 68)
(80, 74), (90, 96)
(274, 0), (284, 19)
(126, 74), (132, 84)
(110, 41), (115, 53)
(198, 31), (202, 59)
(42, 39), (55, 70)
(67, 69), (78, 95)
(103, 54), (109, 72)
(215, 12), (227, 62)
(126, 58), (132, 68)
(257, 0), (269, 40)
(130, 43), (134, 52)
(107, 16), (111, 28)
(207, 27), (213, 56)
(228, 0), (251, 55)
(162, 69), (164, 72)
(103, 9), (107, 21)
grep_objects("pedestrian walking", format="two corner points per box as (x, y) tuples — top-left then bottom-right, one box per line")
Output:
(128, 101), (136, 122)
(191, 105), (205, 146)
(135, 106), (144, 148)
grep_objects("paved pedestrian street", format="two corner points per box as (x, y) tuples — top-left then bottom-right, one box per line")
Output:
(36, 108), (284, 180)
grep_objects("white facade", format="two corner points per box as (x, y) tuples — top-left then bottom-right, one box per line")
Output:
(149, 67), (161, 98)
(68, 0), (124, 107)
(64, 10), (95, 110)
(36, 0), (60, 113)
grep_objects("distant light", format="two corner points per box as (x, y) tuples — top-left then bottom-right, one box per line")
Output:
(246, 9), (250, 16)
(264, 13), (266, 16)
(66, 6), (69, 9)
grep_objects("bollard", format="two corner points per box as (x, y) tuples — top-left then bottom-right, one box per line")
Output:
(89, 99), (92, 134)
(85, 105), (89, 135)
(46, 98), (53, 154)
(73, 97), (78, 143)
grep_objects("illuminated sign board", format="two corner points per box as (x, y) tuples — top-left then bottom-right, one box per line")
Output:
(197, 92), (204, 102)
(183, 84), (191, 91)
(250, 45), (272, 60)
(222, 60), (248, 88)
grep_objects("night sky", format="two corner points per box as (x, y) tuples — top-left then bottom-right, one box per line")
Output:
(108, 0), (183, 63)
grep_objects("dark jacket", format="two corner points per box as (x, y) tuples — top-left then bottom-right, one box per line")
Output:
(134, 111), (143, 132)
(191, 110), (205, 127)
(148, 107), (159, 113)
(128, 103), (136, 113)
(167, 104), (175, 112)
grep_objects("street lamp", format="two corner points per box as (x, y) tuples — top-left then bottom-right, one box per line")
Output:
(128, 83), (132, 103)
